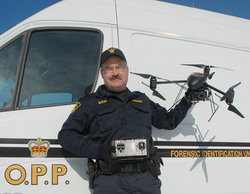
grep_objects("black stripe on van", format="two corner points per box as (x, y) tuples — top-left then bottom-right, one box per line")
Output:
(0, 138), (250, 158)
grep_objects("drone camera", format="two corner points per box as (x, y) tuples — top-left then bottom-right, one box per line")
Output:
(189, 87), (211, 102)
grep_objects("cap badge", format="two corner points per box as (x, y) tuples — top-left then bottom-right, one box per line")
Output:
(108, 48), (115, 53)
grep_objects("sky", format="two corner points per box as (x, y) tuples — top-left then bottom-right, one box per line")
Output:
(0, 0), (250, 35)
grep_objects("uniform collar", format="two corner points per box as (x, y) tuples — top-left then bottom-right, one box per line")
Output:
(96, 85), (140, 100)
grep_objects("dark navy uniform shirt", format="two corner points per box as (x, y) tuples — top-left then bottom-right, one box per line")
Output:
(58, 85), (191, 159)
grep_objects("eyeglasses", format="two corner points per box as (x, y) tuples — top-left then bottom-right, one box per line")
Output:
(102, 63), (127, 73)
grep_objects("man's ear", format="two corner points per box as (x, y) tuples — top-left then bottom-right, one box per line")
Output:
(100, 69), (104, 78)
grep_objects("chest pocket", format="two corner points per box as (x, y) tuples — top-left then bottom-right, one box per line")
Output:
(95, 105), (118, 132)
(131, 102), (151, 127)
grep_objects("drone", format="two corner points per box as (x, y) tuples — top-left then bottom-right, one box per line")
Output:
(131, 64), (244, 121)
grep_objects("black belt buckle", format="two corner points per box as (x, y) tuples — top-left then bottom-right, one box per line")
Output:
(120, 162), (147, 173)
(124, 163), (134, 173)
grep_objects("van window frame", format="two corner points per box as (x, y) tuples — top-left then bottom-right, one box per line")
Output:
(0, 27), (103, 112)
(0, 33), (28, 111)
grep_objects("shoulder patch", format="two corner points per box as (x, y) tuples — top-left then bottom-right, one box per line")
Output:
(71, 102), (81, 114)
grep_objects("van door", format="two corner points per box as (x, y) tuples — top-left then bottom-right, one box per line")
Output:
(0, 24), (116, 193)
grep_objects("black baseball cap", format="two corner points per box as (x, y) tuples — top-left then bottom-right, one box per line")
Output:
(100, 47), (127, 66)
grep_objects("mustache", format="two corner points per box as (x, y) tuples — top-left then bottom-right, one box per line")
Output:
(109, 75), (122, 80)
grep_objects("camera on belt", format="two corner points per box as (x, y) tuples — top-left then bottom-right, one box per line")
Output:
(111, 139), (149, 160)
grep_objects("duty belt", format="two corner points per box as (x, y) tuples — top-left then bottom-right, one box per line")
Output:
(115, 162), (148, 173)
(99, 160), (149, 173)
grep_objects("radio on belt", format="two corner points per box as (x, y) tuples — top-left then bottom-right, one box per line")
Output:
(111, 139), (149, 160)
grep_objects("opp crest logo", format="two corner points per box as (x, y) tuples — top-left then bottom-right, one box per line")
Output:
(28, 137), (50, 158)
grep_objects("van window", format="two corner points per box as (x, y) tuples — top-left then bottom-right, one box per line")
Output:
(19, 30), (101, 107)
(0, 37), (23, 109)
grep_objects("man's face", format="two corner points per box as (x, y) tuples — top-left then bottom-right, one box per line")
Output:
(101, 56), (129, 92)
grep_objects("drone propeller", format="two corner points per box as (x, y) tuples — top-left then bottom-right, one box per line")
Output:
(219, 82), (244, 118)
(130, 72), (152, 79)
(131, 72), (167, 100)
(130, 72), (167, 80)
(208, 72), (215, 79)
(153, 90), (166, 101)
(181, 64), (233, 71)
(181, 64), (233, 79)
(220, 82), (241, 102)
(228, 104), (245, 118)
(141, 82), (166, 100)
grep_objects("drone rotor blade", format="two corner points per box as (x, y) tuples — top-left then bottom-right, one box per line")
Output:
(181, 64), (206, 69)
(141, 82), (150, 88)
(228, 105), (245, 118)
(229, 82), (241, 90)
(181, 64), (233, 71)
(220, 90), (233, 102)
(221, 82), (241, 102)
(153, 90), (166, 101)
(130, 72), (152, 79)
(142, 82), (166, 101)
(208, 72), (215, 79)
(216, 66), (234, 71)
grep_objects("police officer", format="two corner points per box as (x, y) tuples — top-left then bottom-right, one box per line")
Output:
(58, 47), (193, 194)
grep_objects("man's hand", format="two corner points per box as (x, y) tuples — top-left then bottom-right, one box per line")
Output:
(99, 144), (116, 162)
(184, 88), (195, 104)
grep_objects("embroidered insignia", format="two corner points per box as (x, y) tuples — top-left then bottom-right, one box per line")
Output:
(98, 100), (108, 104)
(132, 99), (143, 103)
(71, 102), (81, 114)
(108, 48), (115, 53)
